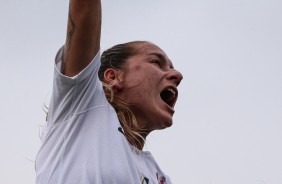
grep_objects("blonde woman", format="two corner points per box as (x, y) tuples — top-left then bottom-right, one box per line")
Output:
(36, 0), (183, 183)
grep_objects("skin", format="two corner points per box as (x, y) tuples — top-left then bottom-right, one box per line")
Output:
(62, 0), (101, 77)
(104, 42), (183, 136)
(63, 0), (183, 148)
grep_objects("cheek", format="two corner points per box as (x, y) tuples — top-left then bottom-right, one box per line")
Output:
(143, 69), (162, 86)
(133, 65), (142, 71)
(125, 65), (161, 90)
(126, 66), (147, 85)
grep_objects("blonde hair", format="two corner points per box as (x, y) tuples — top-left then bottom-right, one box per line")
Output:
(99, 41), (150, 149)
(103, 82), (146, 149)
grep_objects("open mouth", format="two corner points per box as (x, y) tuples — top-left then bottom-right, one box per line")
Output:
(160, 87), (178, 108)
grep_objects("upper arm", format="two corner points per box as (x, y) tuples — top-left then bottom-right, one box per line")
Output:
(62, 0), (101, 77)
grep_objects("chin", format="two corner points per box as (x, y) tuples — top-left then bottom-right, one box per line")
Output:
(151, 121), (173, 132)
(161, 120), (173, 129)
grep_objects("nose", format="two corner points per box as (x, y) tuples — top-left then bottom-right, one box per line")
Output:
(166, 69), (183, 86)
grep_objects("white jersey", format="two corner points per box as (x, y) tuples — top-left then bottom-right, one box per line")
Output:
(35, 47), (172, 184)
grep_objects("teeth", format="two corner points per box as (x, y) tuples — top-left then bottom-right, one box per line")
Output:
(167, 88), (176, 97)
(160, 87), (177, 107)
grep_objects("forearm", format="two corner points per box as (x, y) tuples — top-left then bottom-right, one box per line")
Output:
(62, 0), (101, 77)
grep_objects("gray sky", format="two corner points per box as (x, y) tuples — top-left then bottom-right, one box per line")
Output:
(1, 0), (282, 183)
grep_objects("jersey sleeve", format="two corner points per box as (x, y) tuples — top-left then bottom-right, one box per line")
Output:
(47, 46), (107, 126)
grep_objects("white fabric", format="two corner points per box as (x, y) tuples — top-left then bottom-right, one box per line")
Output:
(35, 47), (171, 184)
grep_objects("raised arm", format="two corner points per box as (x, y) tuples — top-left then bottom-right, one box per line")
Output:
(62, 0), (101, 77)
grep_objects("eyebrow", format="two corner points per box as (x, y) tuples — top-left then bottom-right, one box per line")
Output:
(147, 52), (174, 69)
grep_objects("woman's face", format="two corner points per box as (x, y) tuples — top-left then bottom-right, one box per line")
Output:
(116, 42), (183, 132)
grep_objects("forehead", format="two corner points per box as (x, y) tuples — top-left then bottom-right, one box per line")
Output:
(133, 42), (173, 65)
(134, 42), (166, 56)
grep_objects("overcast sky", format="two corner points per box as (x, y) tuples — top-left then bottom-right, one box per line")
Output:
(1, 0), (282, 183)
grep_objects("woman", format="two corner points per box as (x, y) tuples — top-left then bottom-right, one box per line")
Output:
(36, 0), (183, 183)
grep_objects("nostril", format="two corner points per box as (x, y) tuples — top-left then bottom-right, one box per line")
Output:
(166, 70), (183, 86)
(175, 79), (181, 86)
(174, 78), (182, 86)
(177, 73), (183, 86)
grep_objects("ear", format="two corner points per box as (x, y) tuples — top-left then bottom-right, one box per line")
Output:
(103, 68), (123, 90)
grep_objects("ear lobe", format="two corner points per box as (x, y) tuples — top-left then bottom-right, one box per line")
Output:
(104, 68), (123, 90)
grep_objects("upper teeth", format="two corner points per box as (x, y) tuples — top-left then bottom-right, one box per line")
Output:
(167, 88), (176, 97)
(160, 87), (177, 106)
